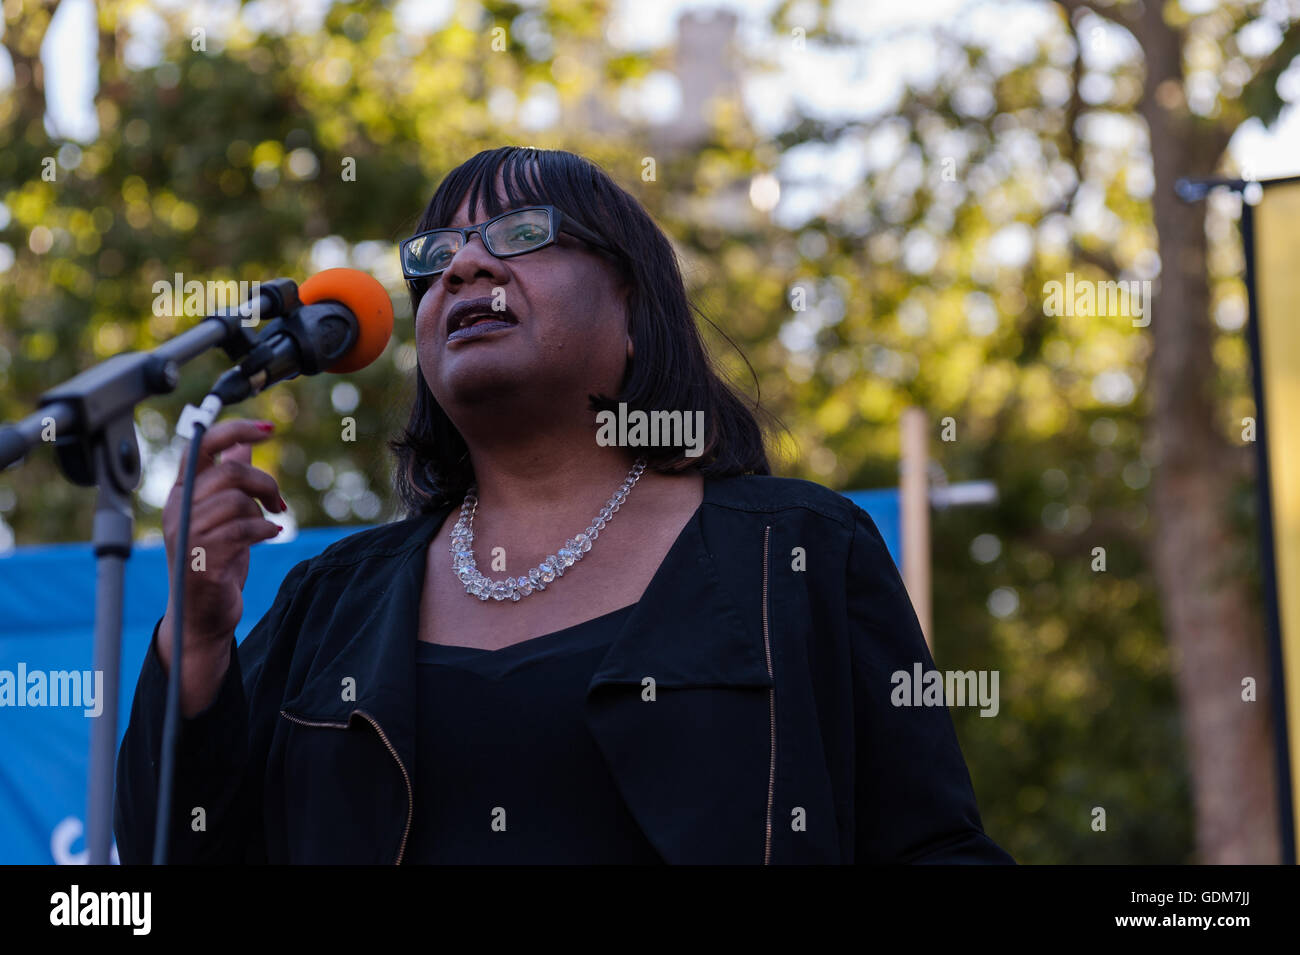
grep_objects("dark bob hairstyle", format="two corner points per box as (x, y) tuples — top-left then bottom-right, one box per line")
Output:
(389, 146), (771, 515)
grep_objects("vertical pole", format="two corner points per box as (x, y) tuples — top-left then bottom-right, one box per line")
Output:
(1240, 197), (1297, 865)
(900, 407), (932, 652)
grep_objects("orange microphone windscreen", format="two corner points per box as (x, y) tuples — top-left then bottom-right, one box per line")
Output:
(298, 268), (395, 373)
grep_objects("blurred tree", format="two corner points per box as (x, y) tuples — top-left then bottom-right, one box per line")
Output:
(1050, 0), (1296, 864)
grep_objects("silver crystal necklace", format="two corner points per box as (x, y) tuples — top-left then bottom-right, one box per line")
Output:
(451, 457), (648, 601)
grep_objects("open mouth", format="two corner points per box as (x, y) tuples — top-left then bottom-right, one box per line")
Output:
(446, 297), (520, 342)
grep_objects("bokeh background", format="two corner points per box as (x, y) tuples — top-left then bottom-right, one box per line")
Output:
(5, 0), (1300, 864)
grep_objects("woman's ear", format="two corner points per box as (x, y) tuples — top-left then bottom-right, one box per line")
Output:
(626, 335), (634, 361)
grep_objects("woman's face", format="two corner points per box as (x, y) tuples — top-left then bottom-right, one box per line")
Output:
(414, 179), (630, 420)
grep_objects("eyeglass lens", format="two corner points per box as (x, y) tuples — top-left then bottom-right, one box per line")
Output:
(405, 208), (554, 276)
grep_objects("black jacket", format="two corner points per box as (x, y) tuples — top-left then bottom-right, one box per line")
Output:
(114, 474), (1014, 864)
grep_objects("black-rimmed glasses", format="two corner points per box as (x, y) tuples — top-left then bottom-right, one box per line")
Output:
(400, 205), (619, 292)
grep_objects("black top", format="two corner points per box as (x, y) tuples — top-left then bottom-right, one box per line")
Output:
(405, 603), (664, 864)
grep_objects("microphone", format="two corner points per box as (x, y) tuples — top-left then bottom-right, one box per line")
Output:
(209, 268), (394, 405)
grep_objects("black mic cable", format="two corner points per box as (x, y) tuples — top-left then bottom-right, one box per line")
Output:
(152, 399), (215, 865)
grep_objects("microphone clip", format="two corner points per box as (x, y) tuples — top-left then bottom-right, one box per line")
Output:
(215, 277), (302, 364)
(209, 299), (359, 406)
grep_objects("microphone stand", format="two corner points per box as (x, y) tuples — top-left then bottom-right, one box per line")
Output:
(0, 280), (298, 864)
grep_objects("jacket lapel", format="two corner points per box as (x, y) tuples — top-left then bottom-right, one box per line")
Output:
(278, 506), (449, 786)
(584, 491), (777, 864)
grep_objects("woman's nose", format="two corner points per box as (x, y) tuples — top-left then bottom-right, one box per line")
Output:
(442, 232), (508, 290)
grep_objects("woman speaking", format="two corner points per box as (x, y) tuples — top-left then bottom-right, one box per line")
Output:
(114, 146), (1012, 864)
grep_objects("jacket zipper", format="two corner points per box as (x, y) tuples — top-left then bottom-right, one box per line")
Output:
(280, 708), (414, 865)
(761, 524), (775, 865)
